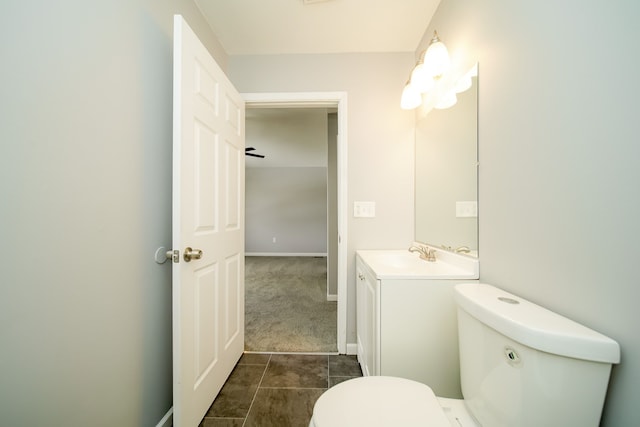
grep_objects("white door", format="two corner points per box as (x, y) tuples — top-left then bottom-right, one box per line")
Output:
(172, 15), (245, 427)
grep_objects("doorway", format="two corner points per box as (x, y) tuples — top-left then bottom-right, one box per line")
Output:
(243, 92), (348, 354)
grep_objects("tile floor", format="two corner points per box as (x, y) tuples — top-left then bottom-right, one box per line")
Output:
(199, 353), (363, 427)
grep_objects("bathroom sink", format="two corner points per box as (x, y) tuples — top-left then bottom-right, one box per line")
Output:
(356, 249), (479, 279)
(369, 251), (423, 269)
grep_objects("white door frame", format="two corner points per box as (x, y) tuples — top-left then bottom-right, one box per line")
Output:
(242, 92), (348, 354)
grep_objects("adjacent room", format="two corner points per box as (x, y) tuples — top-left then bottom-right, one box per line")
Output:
(244, 107), (338, 353)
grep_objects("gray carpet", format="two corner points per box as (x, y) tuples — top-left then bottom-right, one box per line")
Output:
(245, 256), (337, 352)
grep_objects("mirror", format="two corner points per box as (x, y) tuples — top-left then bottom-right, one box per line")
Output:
(414, 65), (478, 256)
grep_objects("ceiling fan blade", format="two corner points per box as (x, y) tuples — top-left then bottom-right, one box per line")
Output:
(245, 152), (265, 158)
(245, 147), (256, 152)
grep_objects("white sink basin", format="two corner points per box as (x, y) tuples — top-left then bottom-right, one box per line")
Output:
(357, 249), (479, 279)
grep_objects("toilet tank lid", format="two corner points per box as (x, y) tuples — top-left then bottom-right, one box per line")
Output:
(454, 283), (620, 364)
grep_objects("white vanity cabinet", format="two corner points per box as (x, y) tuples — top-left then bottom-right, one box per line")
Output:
(355, 258), (378, 378)
(356, 251), (478, 398)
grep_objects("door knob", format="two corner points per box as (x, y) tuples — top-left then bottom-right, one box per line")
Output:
(183, 247), (203, 262)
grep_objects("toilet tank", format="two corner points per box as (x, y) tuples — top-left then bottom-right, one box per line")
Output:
(454, 283), (620, 427)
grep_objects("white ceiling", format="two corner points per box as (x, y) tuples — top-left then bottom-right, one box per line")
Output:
(194, 0), (441, 55)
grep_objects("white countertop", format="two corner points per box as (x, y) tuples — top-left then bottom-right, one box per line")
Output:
(356, 248), (479, 280)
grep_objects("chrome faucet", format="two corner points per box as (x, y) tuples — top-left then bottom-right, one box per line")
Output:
(409, 245), (436, 262)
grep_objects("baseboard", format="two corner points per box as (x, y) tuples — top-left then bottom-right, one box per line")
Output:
(326, 294), (337, 302)
(156, 407), (173, 427)
(246, 252), (328, 257)
(346, 342), (358, 355)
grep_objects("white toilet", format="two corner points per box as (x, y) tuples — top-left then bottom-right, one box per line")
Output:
(310, 283), (620, 426)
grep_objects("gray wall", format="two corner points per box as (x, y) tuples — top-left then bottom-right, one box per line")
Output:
(230, 53), (417, 345)
(421, 1), (640, 425)
(5, 1), (634, 425)
(246, 167), (327, 253)
(0, 1), (222, 425)
(245, 109), (328, 255)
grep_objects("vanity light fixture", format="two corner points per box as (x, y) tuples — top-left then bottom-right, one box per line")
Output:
(434, 90), (457, 109)
(453, 63), (478, 94)
(401, 30), (452, 110)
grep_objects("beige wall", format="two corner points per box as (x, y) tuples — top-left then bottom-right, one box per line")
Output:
(229, 53), (416, 344)
(422, 1), (640, 425)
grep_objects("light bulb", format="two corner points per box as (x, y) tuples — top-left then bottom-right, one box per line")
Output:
(410, 64), (435, 93)
(423, 31), (450, 78)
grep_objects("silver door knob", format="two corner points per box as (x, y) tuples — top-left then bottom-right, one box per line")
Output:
(183, 247), (203, 262)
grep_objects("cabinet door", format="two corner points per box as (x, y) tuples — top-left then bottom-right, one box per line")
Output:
(379, 279), (463, 398)
(356, 263), (366, 372)
(356, 259), (378, 377)
(363, 269), (377, 376)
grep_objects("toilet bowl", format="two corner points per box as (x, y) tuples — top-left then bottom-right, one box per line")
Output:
(309, 376), (478, 427)
(310, 283), (620, 427)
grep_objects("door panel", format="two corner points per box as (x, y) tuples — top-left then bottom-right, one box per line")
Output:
(173, 15), (244, 427)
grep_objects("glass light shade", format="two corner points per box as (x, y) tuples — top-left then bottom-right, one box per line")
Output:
(423, 32), (450, 78)
(434, 90), (457, 109)
(400, 83), (422, 110)
(454, 75), (472, 93)
(410, 64), (435, 93)
(455, 63), (478, 93)
(468, 62), (479, 77)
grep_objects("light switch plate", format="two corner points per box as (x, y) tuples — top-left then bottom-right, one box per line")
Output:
(354, 201), (376, 218)
(456, 201), (477, 218)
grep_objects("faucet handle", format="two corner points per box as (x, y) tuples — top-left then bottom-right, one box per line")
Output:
(425, 248), (436, 262)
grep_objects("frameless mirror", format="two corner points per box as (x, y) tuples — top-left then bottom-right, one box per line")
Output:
(414, 66), (478, 256)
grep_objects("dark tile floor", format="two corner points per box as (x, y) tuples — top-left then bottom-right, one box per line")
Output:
(199, 353), (362, 427)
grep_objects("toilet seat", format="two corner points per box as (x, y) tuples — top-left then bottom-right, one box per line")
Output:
(310, 376), (452, 427)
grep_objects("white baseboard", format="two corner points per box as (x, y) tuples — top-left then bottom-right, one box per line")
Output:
(326, 294), (338, 302)
(246, 252), (327, 257)
(346, 342), (358, 355)
(156, 407), (172, 427)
